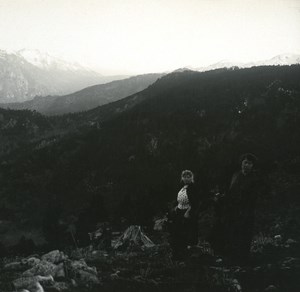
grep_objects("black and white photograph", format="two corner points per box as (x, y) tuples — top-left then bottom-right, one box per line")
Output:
(0, 0), (299, 291)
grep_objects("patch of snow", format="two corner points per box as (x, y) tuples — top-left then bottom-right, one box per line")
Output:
(17, 49), (87, 72)
(192, 53), (300, 73)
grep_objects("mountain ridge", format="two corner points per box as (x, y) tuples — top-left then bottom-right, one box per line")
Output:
(0, 73), (164, 115)
(0, 49), (128, 103)
(190, 53), (300, 72)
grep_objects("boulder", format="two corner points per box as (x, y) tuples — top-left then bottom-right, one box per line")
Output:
(23, 260), (57, 277)
(286, 238), (297, 244)
(76, 270), (100, 285)
(13, 275), (54, 290)
(27, 282), (44, 292)
(41, 250), (67, 264)
(265, 284), (278, 291)
(65, 259), (99, 286)
(4, 261), (25, 271)
(274, 235), (282, 241)
(47, 281), (70, 291)
(67, 259), (97, 276)
(54, 263), (66, 279)
(22, 257), (41, 267)
(232, 279), (242, 292)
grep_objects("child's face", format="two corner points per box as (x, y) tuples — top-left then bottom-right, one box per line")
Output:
(182, 174), (193, 185)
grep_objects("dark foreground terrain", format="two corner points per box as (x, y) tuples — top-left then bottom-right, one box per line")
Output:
(0, 227), (299, 292)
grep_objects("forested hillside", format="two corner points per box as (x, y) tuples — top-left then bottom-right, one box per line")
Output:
(0, 65), (299, 250)
(1, 73), (163, 115)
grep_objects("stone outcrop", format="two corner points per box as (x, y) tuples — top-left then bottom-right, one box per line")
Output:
(7, 250), (100, 292)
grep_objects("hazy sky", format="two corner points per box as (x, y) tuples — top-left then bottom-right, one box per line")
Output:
(0, 0), (300, 74)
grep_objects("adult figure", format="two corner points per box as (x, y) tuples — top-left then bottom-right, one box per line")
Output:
(167, 170), (201, 260)
(210, 153), (264, 264)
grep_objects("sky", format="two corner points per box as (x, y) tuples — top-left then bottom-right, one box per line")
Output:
(0, 0), (300, 75)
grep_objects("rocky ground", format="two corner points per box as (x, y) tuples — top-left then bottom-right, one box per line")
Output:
(0, 227), (299, 292)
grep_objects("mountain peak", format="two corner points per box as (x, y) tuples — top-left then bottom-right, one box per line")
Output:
(267, 53), (300, 65)
(193, 53), (300, 72)
(16, 49), (87, 72)
(172, 67), (194, 73)
(0, 49), (118, 103)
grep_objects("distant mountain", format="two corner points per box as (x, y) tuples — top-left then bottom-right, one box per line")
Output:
(192, 53), (300, 72)
(1, 73), (164, 115)
(257, 53), (300, 66)
(0, 49), (127, 103)
(195, 60), (244, 72)
(17, 49), (86, 71)
(172, 67), (194, 73)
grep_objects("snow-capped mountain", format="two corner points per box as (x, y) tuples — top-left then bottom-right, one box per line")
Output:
(191, 53), (300, 72)
(0, 49), (126, 103)
(17, 49), (88, 72)
(256, 54), (300, 66)
(195, 60), (245, 72)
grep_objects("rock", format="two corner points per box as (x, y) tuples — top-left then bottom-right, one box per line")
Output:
(47, 281), (70, 291)
(13, 275), (54, 290)
(70, 248), (85, 260)
(13, 277), (36, 290)
(273, 224), (281, 231)
(286, 238), (297, 244)
(23, 257), (41, 267)
(33, 275), (55, 284)
(23, 260), (57, 277)
(76, 270), (100, 285)
(28, 282), (45, 292)
(64, 259), (99, 286)
(5, 257), (41, 272)
(67, 259), (97, 276)
(283, 257), (297, 265)
(274, 235), (282, 241)
(209, 266), (221, 271)
(232, 279), (242, 291)
(70, 279), (78, 287)
(265, 284), (277, 291)
(41, 250), (67, 264)
(234, 267), (242, 273)
(54, 263), (66, 279)
(4, 261), (25, 271)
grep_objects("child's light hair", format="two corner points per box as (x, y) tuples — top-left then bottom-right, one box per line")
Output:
(181, 170), (194, 183)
